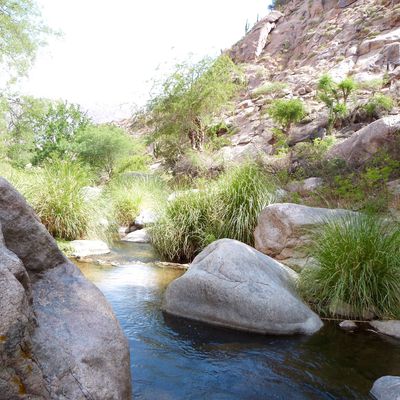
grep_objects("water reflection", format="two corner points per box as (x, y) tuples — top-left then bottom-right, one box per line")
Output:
(76, 244), (400, 400)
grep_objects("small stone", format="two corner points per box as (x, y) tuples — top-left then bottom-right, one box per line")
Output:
(339, 320), (357, 330)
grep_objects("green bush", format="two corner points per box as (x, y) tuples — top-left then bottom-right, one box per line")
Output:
(317, 74), (357, 130)
(363, 94), (394, 119)
(299, 214), (400, 319)
(148, 55), (243, 163)
(252, 82), (288, 98)
(267, 98), (306, 133)
(25, 161), (93, 240)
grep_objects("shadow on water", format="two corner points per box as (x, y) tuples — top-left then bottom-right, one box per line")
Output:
(76, 243), (400, 400)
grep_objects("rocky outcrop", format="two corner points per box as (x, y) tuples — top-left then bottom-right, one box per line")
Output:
(163, 239), (323, 335)
(370, 320), (400, 339)
(229, 11), (284, 63)
(0, 178), (131, 400)
(371, 376), (400, 400)
(327, 116), (400, 167)
(254, 203), (354, 270)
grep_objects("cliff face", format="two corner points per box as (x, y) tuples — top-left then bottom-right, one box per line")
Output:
(217, 0), (400, 161)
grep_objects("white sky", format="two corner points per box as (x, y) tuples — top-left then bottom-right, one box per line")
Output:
(18, 0), (270, 122)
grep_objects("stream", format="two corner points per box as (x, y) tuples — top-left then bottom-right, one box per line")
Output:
(75, 242), (400, 400)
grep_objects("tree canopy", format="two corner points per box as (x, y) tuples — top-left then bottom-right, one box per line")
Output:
(0, 0), (51, 80)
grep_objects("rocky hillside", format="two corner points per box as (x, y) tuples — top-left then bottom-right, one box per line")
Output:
(214, 0), (400, 161)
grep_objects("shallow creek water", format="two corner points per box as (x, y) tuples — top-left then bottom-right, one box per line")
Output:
(75, 243), (400, 400)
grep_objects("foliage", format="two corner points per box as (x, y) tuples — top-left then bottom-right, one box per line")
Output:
(148, 55), (243, 163)
(317, 74), (357, 131)
(107, 181), (142, 226)
(217, 163), (274, 244)
(205, 121), (233, 151)
(252, 81), (288, 98)
(363, 94), (394, 120)
(150, 190), (218, 262)
(0, 0), (52, 80)
(299, 214), (400, 319)
(151, 162), (274, 262)
(75, 124), (141, 178)
(267, 98), (306, 133)
(24, 161), (93, 240)
(32, 101), (90, 165)
(4, 96), (50, 167)
(105, 174), (167, 227)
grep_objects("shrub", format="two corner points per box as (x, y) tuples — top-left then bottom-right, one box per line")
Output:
(252, 82), (288, 98)
(299, 214), (400, 319)
(148, 55), (243, 162)
(363, 94), (394, 120)
(317, 74), (357, 130)
(25, 161), (93, 240)
(267, 98), (306, 134)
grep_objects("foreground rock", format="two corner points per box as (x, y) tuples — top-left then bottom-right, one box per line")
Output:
(371, 376), (400, 400)
(70, 239), (111, 258)
(254, 203), (355, 270)
(328, 116), (400, 167)
(370, 320), (400, 339)
(163, 239), (323, 335)
(0, 178), (131, 399)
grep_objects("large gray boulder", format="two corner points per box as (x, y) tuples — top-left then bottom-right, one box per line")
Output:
(371, 376), (400, 400)
(163, 239), (323, 335)
(254, 203), (355, 270)
(370, 320), (400, 339)
(327, 115), (400, 167)
(0, 178), (131, 400)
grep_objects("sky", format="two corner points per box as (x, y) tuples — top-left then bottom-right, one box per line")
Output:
(18, 0), (271, 122)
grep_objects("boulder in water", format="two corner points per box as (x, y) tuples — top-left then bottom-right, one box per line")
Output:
(163, 239), (323, 335)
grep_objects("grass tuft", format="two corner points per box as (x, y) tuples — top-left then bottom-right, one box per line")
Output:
(299, 214), (400, 319)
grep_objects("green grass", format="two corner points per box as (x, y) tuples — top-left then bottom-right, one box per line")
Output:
(24, 161), (95, 241)
(252, 81), (288, 97)
(105, 174), (168, 226)
(151, 162), (275, 262)
(299, 214), (400, 319)
(218, 163), (274, 244)
(150, 189), (218, 262)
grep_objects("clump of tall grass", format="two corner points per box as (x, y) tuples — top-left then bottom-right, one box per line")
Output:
(299, 214), (400, 319)
(151, 162), (275, 262)
(105, 174), (168, 226)
(25, 161), (95, 240)
(151, 190), (219, 262)
(218, 163), (274, 244)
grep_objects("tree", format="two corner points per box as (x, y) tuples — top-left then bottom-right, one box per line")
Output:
(268, 98), (306, 134)
(0, 0), (52, 81)
(32, 101), (91, 164)
(148, 55), (243, 164)
(75, 124), (135, 178)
